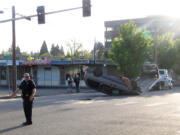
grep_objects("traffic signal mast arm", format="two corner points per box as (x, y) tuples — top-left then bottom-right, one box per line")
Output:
(0, 6), (85, 24)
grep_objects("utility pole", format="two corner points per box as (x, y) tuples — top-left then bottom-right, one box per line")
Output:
(93, 39), (96, 63)
(12, 6), (16, 92)
(154, 39), (158, 64)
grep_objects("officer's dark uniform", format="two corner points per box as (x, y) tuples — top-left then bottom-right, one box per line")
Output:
(19, 79), (36, 124)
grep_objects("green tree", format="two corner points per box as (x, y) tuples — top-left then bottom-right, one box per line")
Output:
(54, 44), (60, 56)
(59, 46), (65, 56)
(21, 52), (29, 56)
(79, 50), (92, 59)
(50, 44), (56, 56)
(93, 42), (105, 59)
(173, 39), (180, 75)
(50, 44), (64, 57)
(66, 51), (71, 58)
(31, 51), (40, 57)
(108, 21), (153, 79)
(41, 52), (51, 57)
(156, 33), (176, 69)
(40, 41), (49, 55)
(16, 46), (21, 55)
(4, 46), (21, 55)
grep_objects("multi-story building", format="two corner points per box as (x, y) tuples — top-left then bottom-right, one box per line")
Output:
(104, 15), (180, 50)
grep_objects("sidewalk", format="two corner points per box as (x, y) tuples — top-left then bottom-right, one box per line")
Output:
(0, 87), (95, 99)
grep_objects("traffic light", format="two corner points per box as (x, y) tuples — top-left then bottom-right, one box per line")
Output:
(83, 0), (91, 17)
(37, 6), (45, 24)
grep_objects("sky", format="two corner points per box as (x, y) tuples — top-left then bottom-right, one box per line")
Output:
(0, 0), (180, 53)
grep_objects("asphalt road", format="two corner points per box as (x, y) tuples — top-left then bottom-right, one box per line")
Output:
(1, 87), (180, 135)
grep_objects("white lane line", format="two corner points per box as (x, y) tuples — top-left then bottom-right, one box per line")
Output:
(115, 102), (138, 106)
(145, 102), (168, 107)
(74, 101), (94, 104)
(0, 99), (21, 102)
(95, 100), (105, 103)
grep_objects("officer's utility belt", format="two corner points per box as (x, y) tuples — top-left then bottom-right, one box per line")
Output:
(25, 94), (30, 97)
(22, 94), (31, 98)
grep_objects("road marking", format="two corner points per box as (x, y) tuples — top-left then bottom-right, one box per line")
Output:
(0, 98), (21, 102)
(74, 101), (94, 104)
(36, 99), (56, 103)
(95, 100), (105, 103)
(53, 100), (75, 104)
(145, 102), (168, 107)
(115, 102), (138, 106)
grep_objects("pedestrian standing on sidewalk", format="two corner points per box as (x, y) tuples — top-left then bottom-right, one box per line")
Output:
(10, 73), (36, 126)
(74, 74), (80, 93)
(67, 74), (73, 93)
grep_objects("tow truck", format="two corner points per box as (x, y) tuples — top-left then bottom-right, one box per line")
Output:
(137, 62), (173, 92)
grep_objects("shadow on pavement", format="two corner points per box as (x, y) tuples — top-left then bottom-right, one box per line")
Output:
(0, 124), (24, 134)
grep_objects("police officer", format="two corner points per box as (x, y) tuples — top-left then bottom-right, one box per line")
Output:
(10, 73), (36, 126)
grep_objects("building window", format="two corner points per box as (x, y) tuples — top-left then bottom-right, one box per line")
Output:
(107, 39), (112, 42)
(106, 27), (113, 31)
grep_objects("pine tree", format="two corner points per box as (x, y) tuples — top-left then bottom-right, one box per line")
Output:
(16, 46), (21, 55)
(40, 41), (49, 55)
(55, 44), (60, 56)
(60, 46), (65, 56)
(50, 44), (56, 56)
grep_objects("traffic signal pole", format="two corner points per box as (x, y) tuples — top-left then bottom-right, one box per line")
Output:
(0, 1), (91, 93)
(12, 6), (17, 92)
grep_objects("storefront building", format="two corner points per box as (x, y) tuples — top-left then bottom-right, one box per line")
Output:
(0, 59), (104, 88)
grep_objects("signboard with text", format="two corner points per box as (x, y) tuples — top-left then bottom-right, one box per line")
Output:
(22, 60), (50, 66)
(51, 61), (72, 65)
(72, 59), (89, 64)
